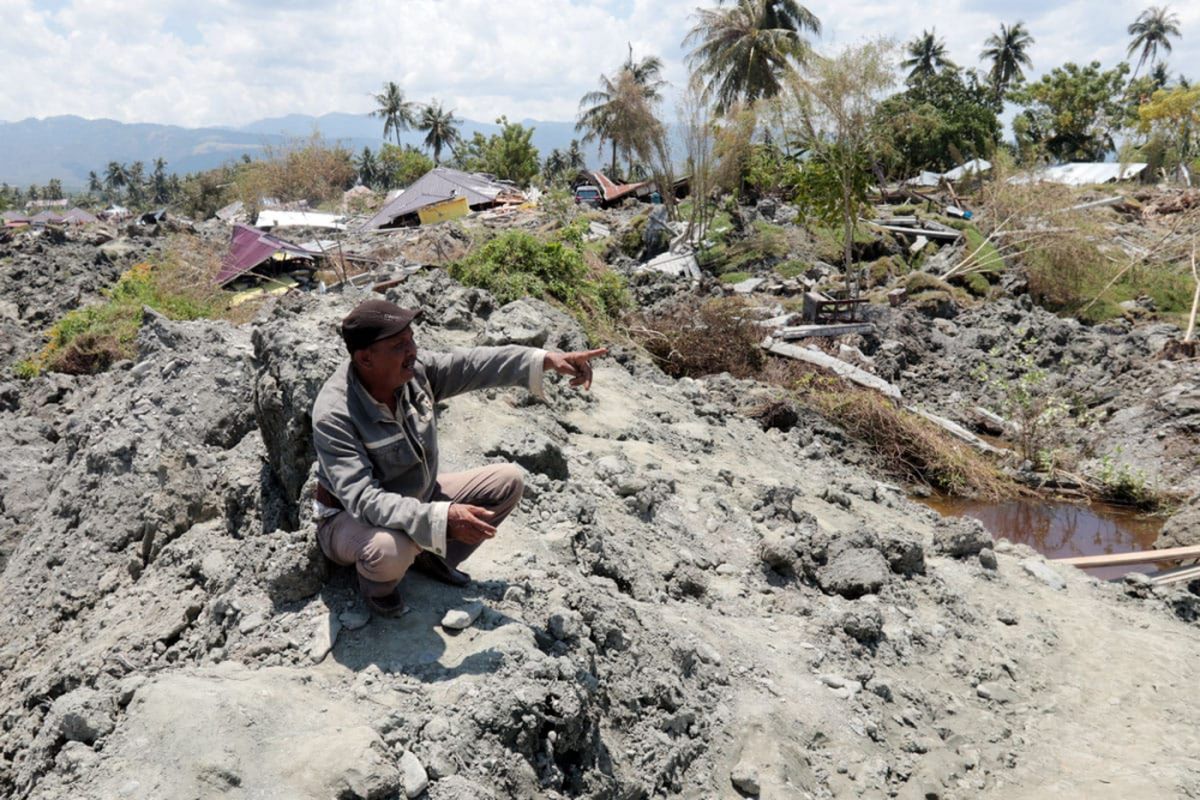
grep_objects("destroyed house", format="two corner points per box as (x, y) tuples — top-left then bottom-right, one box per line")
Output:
(214, 224), (320, 287)
(363, 167), (524, 229)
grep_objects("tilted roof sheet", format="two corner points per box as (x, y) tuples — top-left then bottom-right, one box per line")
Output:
(215, 224), (315, 286)
(1010, 162), (1149, 186)
(364, 167), (515, 229)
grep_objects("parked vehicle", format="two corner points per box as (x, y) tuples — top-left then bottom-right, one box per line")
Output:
(573, 185), (602, 207)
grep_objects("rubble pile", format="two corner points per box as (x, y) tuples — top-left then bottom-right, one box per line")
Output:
(2, 235), (1200, 798)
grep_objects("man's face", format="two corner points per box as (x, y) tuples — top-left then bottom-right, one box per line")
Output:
(358, 327), (418, 392)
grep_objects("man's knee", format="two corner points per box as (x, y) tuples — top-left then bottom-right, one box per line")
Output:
(496, 463), (525, 502)
(358, 529), (417, 582)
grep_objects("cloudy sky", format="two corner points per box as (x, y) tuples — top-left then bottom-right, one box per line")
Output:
(2, 0), (1198, 128)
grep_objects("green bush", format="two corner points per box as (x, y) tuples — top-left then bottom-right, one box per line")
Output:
(719, 271), (753, 284)
(449, 225), (628, 338)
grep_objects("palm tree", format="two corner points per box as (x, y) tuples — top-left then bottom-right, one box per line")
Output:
(355, 147), (379, 188)
(151, 158), (170, 204)
(577, 47), (669, 175)
(371, 81), (418, 146)
(683, 0), (818, 114)
(903, 29), (956, 83)
(980, 22), (1034, 97)
(103, 161), (126, 203)
(1128, 5), (1181, 77)
(417, 101), (462, 164)
(87, 171), (102, 196)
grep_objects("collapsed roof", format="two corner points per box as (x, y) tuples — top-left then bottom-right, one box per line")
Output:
(215, 224), (318, 287)
(905, 159), (992, 187)
(1009, 162), (1149, 186)
(586, 171), (652, 205)
(62, 208), (98, 225)
(363, 167), (523, 229)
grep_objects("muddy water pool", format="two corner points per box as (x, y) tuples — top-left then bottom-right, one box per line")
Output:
(920, 497), (1167, 581)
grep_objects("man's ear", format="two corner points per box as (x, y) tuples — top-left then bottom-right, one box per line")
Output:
(351, 347), (371, 370)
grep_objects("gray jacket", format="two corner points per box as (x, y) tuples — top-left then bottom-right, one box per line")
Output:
(312, 345), (546, 557)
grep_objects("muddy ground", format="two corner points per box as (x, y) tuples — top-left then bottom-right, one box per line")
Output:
(0, 224), (1199, 799)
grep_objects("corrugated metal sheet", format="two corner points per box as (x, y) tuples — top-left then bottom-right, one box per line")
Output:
(1010, 162), (1149, 186)
(942, 159), (991, 181)
(216, 224), (315, 286)
(364, 168), (519, 229)
(255, 210), (347, 229)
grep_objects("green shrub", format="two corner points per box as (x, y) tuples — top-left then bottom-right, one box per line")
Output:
(719, 271), (753, 284)
(776, 260), (806, 278)
(449, 225), (629, 340)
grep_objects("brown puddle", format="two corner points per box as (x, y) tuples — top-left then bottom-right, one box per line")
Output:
(919, 496), (1167, 581)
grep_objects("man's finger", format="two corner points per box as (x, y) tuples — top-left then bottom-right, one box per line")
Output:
(580, 347), (608, 359)
(466, 511), (497, 535)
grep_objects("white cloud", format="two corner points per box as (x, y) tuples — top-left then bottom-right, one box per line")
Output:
(0, 0), (1196, 127)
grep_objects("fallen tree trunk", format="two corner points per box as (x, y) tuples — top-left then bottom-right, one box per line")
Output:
(763, 339), (902, 400)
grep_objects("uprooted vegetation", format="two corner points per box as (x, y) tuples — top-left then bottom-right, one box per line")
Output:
(15, 236), (238, 377)
(631, 297), (1013, 498)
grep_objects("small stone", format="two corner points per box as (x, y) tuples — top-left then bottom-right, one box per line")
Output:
(51, 688), (115, 745)
(817, 548), (890, 599)
(1020, 559), (1067, 591)
(339, 609), (371, 631)
(715, 562), (737, 575)
(695, 642), (723, 665)
(399, 750), (430, 798)
(238, 613), (265, 634)
(819, 673), (847, 688)
(422, 716), (451, 741)
(976, 682), (1019, 704)
(978, 548), (998, 570)
(731, 761), (761, 795)
(441, 602), (483, 631)
(308, 617), (341, 664)
(996, 610), (1019, 626)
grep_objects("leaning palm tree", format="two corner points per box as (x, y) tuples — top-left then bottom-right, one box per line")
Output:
(980, 22), (1034, 97)
(577, 47), (668, 175)
(1128, 5), (1181, 77)
(683, 0), (819, 114)
(417, 101), (462, 164)
(902, 29), (957, 83)
(371, 81), (418, 146)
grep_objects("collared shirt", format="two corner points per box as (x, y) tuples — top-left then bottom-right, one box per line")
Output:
(311, 346), (546, 557)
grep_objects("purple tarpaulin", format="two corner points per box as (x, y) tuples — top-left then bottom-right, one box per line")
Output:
(215, 223), (314, 286)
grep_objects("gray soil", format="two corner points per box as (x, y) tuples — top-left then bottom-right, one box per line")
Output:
(1, 233), (1200, 799)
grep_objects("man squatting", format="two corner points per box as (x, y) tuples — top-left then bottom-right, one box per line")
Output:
(310, 299), (607, 616)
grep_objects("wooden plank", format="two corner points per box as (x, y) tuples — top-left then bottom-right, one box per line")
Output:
(868, 223), (962, 241)
(764, 340), (902, 400)
(1148, 564), (1200, 586)
(775, 323), (874, 340)
(1054, 544), (1200, 568)
(907, 407), (1011, 456)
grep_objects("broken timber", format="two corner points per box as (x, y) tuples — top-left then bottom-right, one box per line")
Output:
(1053, 544), (1200, 569)
(774, 323), (874, 340)
(1148, 563), (1200, 586)
(908, 408), (1010, 456)
(867, 222), (962, 241)
(763, 340), (902, 400)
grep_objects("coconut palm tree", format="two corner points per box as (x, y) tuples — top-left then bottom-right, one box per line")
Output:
(371, 81), (418, 146)
(87, 171), (102, 196)
(902, 29), (957, 83)
(980, 22), (1034, 98)
(417, 101), (462, 164)
(1128, 6), (1181, 77)
(683, 0), (819, 114)
(577, 47), (668, 175)
(103, 161), (126, 203)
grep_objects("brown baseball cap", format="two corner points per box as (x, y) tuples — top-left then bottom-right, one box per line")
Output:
(340, 299), (422, 352)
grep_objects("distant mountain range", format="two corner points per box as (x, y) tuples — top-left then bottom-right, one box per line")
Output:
(0, 113), (594, 188)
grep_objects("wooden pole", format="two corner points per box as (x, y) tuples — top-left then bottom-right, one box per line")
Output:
(1185, 244), (1199, 343)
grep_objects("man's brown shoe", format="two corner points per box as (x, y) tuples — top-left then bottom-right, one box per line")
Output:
(358, 575), (408, 618)
(412, 552), (471, 587)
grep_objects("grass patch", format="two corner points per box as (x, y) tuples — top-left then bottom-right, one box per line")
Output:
(16, 238), (234, 377)
(775, 259), (806, 279)
(962, 226), (1004, 272)
(719, 271), (753, 284)
(449, 221), (629, 343)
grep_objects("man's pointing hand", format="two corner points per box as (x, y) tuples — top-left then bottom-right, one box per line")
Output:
(544, 348), (608, 390)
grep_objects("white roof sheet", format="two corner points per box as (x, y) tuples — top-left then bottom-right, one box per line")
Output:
(255, 210), (347, 230)
(1010, 162), (1149, 186)
(942, 158), (991, 181)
